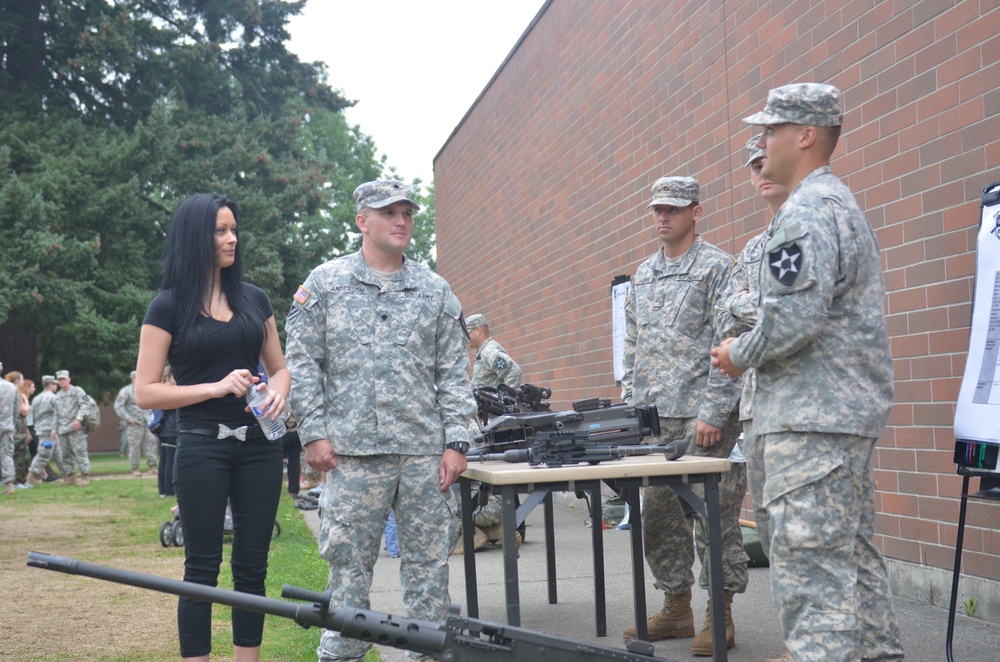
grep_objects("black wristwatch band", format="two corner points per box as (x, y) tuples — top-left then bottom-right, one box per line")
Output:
(445, 441), (470, 455)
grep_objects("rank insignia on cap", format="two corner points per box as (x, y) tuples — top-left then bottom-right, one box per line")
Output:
(293, 284), (311, 305)
(769, 244), (803, 286)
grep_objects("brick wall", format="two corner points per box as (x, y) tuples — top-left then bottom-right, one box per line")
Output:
(434, 0), (1000, 582)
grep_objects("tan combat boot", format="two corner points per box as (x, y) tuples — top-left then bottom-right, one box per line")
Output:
(62, 474), (77, 486)
(27, 471), (44, 486)
(2, 482), (14, 495)
(690, 593), (735, 656)
(757, 650), (793, 662)
(622, 588), (695, 642)
(75, 474), (90, 487)
(451, 527), (489, 554)
(481, 524), (523, 548)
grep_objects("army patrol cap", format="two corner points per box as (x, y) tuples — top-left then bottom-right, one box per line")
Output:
(647, 176), (699, 209)
(744, 134), (764, 167)
(353, 180), (421, 213)
(56, 370), (70, 379)
(743, 83), (843, 127)
(465, 314), (487, 331)
(42, 374), (56, 386)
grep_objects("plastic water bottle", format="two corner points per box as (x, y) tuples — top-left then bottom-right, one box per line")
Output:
(246, 384), (287, 440)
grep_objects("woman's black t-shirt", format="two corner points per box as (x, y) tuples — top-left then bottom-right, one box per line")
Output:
(142, 284), (273, 430)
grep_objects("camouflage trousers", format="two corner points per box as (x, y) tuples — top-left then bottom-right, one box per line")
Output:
(742, 419), (770, 555)
(58, 429), (91, 476)
(317, 454), (459, 661)
(125, 424), (158, 471)
(0, 429), (14, 485)
(642, 414), (749, 596)
(29, 431), (63, 475)
(763, 432), (903, 662)
(14, 430), (31, 483)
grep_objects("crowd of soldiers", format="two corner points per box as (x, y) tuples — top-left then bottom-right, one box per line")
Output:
(0, 366), (97, 492)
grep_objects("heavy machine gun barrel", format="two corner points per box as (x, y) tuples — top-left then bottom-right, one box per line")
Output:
(27, 551), (678, 662)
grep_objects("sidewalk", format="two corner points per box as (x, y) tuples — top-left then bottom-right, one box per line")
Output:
(302, 495), (999, 662)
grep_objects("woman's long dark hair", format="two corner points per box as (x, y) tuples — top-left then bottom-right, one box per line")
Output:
(162, 193), (266, 349)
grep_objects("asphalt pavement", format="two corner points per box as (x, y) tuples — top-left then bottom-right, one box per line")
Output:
(301, 493), (999, 662)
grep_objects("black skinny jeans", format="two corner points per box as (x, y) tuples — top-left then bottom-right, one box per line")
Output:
(281, 429), (301, 495)
(173, 431), (283, 657)
(158, 436), (176, 497)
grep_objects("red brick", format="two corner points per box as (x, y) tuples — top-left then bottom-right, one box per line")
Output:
(883, 492), (919, 517)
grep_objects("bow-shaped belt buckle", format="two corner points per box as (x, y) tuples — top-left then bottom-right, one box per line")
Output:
(218, 424), (248, 441)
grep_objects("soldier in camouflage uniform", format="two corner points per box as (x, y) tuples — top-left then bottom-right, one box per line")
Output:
(467, 314), (522, 388)
(620, 177), (748, 657)
(114, 370), (158, 475)
(713, 83), (904, 662)
(27, 375), (62, 484)
(716, 135), (792, 662)
(54, 369), (92, 486)
(0, 361), (19, 495)
(285, 179), (476, 662)
(464, 313), (522, 548)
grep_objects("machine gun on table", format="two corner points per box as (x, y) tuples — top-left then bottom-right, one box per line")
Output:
(28, 551), (680, 662)
(473, 383), (552, 428)
(468, 397), (685, 467)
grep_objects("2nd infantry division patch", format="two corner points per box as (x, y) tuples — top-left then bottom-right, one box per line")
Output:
(769, 243), (803, 287)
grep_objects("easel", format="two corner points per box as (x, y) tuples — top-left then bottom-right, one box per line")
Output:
(948, 181), (1000, 662)
(946, 470), (1000, 662)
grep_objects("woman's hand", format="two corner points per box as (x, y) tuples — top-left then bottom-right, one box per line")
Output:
(249, 382), (287, 421)
(211, 369), (255, 400)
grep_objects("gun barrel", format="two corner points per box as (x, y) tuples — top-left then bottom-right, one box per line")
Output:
(27, 551), (448, 655)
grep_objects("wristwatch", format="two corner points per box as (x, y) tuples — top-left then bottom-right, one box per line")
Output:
(445, 440), (470, 455)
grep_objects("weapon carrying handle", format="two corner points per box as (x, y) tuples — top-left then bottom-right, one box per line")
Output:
(282, 584), (331, 607)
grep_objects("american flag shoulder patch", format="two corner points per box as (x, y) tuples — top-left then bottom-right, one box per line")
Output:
(293, 284), (311, 305)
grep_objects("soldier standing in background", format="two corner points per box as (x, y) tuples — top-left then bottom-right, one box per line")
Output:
(712, 83), (904, 662)
(285, 179), (475, 662)
(54, 369), (92, 486)
(463, 313), (524, 551)
(620, 176), (748, 657)
(0, 361), (19, 495)
(115, 370), (159, 476)
(715, 135), (792, 662)
(27, 375), (62, 485)
(466, 314), (522, 388)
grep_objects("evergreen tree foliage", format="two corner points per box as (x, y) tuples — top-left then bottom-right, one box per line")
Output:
(0, 0), (432, 396)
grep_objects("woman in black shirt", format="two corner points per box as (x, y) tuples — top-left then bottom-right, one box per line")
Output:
(135, 193), (289, 662)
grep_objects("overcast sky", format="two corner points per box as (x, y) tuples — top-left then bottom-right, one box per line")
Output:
(286, 1), (546, 186)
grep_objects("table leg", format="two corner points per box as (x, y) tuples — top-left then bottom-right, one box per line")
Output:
(501, 484), (521, 626)
(624, 486), (648, 641)
(544, 491), (557, 604)
(459, 478), (479, 618)
(703, 474), (728, 662)
(590, 484), (607, 636)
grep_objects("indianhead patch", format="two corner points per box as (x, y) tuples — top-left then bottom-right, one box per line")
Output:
(293, 284), (311, 305)
(769, 243), (803, 287)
